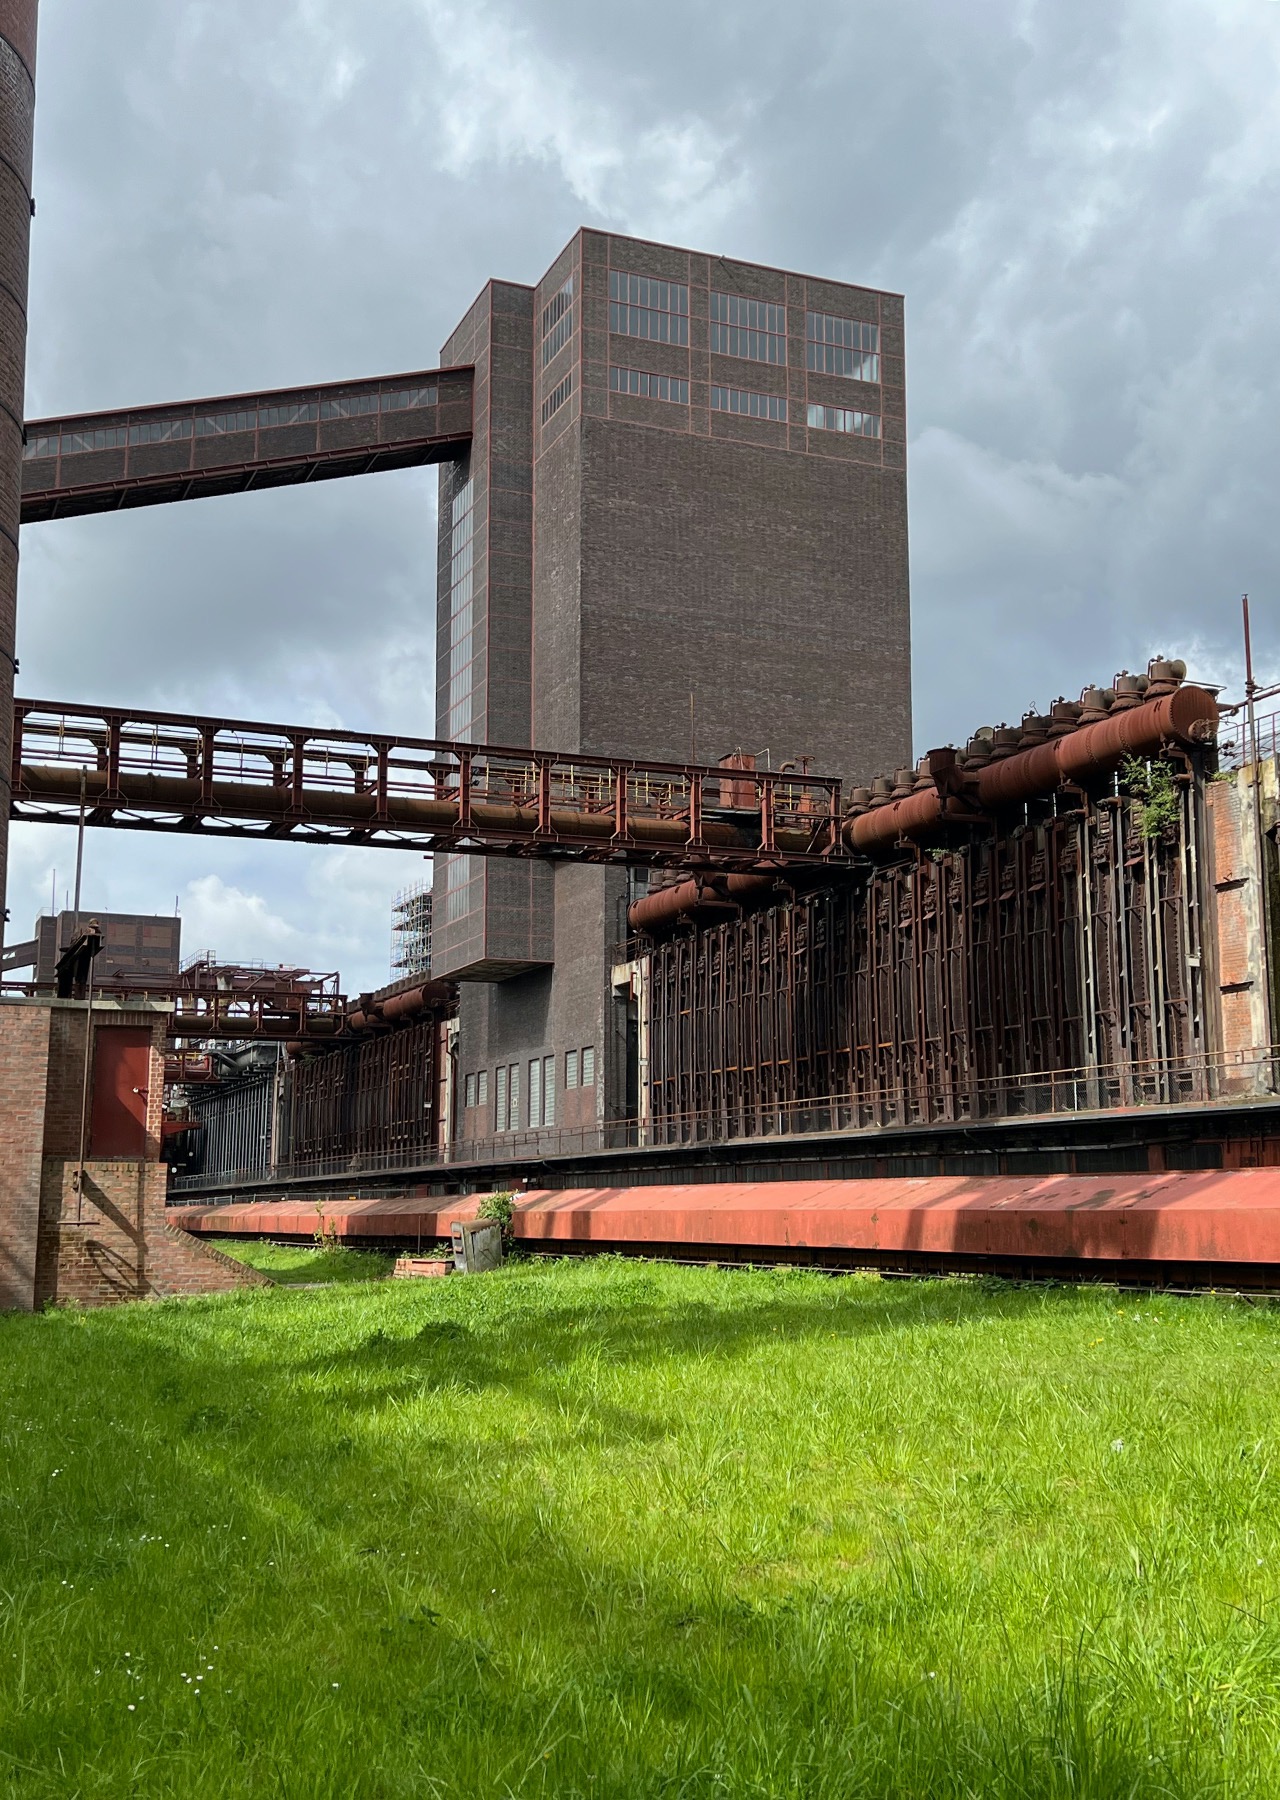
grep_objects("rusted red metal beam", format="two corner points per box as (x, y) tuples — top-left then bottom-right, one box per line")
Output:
(10, 697), (847, 872)
(173, 1173), (1280, 1287)
(20, 367), (473, 521)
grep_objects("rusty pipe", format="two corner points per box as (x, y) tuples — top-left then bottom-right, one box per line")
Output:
(346, 979), (453, 1031)
(841, 686), (1218, 858)
(628, 872), (777, 932)
(975, 684), (1218, 809)
(844, 786), (947, 856)
(14, 762), (833, 858)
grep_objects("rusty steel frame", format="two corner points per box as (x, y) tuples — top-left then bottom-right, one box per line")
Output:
(19, 367), (474, 521)
(279, 1018), (440, 1169)
(10, 697), (847, 872)
(644, 777), (1211, 1143)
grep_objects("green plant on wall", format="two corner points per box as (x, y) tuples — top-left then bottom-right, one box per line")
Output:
(1120, 755), (1181, 839)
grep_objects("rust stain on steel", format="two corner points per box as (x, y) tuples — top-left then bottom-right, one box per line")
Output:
(176, 1172), (1280, 1271)
(847, 686), (1218, 856)
(11, 697), (846, 872)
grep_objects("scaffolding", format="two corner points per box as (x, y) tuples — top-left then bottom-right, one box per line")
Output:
(391, 881), (432, 979)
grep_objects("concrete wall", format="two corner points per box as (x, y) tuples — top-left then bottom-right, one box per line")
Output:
(1206, 763), (1278, 1081)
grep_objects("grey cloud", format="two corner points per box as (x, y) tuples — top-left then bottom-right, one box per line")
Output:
(10, 0), (1279, 986)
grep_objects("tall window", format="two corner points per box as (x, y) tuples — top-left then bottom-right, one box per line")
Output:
(444, 478), (476, 740)
(441, 851), (480, 925)
(495, 1062), (520, 1132)
(565, 1049), (579, 1089)
(806, 403), (881, 437)
(609, 367), (689, 404)
(541, 371), (573, 425)
(710, 294), (786, 364)
(711, 385), (786, 422)
(805, 312), (880, 382)
(609, 272), (689, 344)
(527, 1054), (557, 1127)
(581, 1046), (596, 1087)
(541, 276), (574, 366)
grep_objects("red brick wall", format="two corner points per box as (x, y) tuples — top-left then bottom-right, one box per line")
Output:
(2, 998), (265, 1310)
(0, 1002), (52, 1310)
(36, 1160), (269, 1307)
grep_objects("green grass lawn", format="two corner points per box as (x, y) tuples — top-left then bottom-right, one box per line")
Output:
(209, 1237), (400, 1284)
(5, 1261), (1280, 1797)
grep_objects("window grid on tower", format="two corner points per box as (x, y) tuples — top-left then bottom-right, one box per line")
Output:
(443, 478), (477, 740)
(541, 277), (574, 366)
(710, 293), (786, 364)
(608, 272), (690, 344)
(805, 312), (880, 382)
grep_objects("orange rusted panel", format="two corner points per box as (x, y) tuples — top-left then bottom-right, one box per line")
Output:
(174, 1173), (1280, 1271)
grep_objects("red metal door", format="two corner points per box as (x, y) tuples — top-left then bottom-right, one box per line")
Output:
(89, 1028), (152, 1158)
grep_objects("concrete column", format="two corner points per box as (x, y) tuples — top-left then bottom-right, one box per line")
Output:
(0, 1), (37, 952)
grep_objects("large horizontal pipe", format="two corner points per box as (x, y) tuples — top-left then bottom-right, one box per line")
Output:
(346, 980), (453, 1031)
(15, 763), (832, 859)
(844, 786), (948, 857)
(628, 872), (777, 932)
(844, 686), (1219, 857)
(975, 685), (1219, 809)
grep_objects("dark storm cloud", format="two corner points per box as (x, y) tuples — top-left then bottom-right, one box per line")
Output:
(11, 0), (1279, 984)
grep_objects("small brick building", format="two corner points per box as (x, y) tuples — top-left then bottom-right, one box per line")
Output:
(0, 996), (265, 1309)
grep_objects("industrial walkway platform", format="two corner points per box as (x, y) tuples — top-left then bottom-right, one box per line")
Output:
(174, 1172), (1280, 1289)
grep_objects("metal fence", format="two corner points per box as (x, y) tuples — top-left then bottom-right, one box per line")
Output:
(169, 1042), (1280, 1197)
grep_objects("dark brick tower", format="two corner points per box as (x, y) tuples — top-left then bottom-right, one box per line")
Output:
(438, 229), (913, 1143)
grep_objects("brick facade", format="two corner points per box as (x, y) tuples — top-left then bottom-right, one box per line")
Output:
(435, 230), (912, 1147)
(0, 997), (267, 1309)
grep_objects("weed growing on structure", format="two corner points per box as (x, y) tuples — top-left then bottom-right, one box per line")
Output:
(5, 1263), (1280, 1796)
(1121, 754), (1182, 838)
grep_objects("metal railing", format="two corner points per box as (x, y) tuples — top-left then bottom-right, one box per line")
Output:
(11, 696), (846, 869)
(1219, 709), (1280, 769)
(168, 1043), (1280, 1196)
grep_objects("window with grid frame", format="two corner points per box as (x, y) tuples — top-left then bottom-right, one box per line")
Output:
(541, 371), (573, 425)
(443, 477), (477, 740)
(541, 276), (574, 366)
(711, 385), (786, 422)
(581, 1045), (596, 1088)
(710, 293), (786, 364)
(609, 271), (689, 344)
(609, 366), (689, 404)
(806, 403), (881, 438)
(464, 1072), (476, 1110)
(565, 1048), (579, 1089)
(805, 311), (880, 382)
(495, 1064), (509, 1134)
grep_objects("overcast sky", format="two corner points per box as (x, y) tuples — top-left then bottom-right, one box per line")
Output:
(10, 0), (1279, 988)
